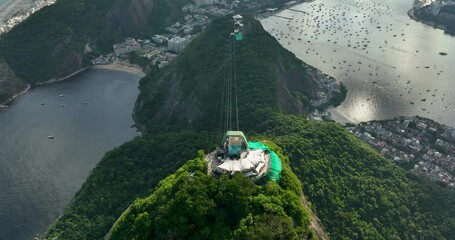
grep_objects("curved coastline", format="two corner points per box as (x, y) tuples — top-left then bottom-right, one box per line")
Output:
(1, 62), (144, 108)
(407, 8), (455, 36)
(0, 83), (30, 108)
(37, 67), (90, 86)
(1, 68), (90, 107)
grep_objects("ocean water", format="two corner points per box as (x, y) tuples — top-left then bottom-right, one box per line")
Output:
(261, 0), (455, 126)
(0, 69), (141, 239)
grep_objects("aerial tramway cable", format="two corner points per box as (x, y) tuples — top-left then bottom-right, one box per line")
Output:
(227, 41), (232, 132)
(218, 24), (242, 138)
(217, 57), (228, 142)
(233, 40), (239, 131)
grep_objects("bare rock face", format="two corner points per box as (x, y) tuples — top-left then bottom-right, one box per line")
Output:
(102, 0), (155, 40)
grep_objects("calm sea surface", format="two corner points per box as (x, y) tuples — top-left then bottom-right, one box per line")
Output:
(0, 69), (140, 239)
(261, 0), (455, 126)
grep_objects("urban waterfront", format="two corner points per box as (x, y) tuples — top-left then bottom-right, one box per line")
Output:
(261, 0), (455, 127)
(0, 69), (140, 240)
(347, 116), (455, 187)
(0, 0), (453, 238)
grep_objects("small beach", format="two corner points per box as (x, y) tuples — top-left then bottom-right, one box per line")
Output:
(92, 60), (146, 77)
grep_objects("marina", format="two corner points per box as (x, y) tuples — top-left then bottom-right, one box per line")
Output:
(261, 0), (455, 127)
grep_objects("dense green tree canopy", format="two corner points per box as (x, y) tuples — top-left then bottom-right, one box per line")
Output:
(46, 15), (455, 240)
(108, 149), (314, 240)
(258, 115), (455, 239)
(134, 16), (318, 133)
(0, 0), (189, 84)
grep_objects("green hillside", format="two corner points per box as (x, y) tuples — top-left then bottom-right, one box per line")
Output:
(134, 15), (318, 133)
(412, 4), (455, 35)
(107, 146), (314, 240)
(0, 59), (27, 103)
(46, 131), (214, 240)
(0, 0), (189, 86)
(46, 15), (455, 240)
(260, 115), (455, 239)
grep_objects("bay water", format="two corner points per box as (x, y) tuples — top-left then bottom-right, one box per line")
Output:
(261, 0), (455, 126)
(0, 69), (140, 239)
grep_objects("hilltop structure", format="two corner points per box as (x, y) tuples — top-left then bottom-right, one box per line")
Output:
(45, 13), (455, 240)
(206, 131), (282, 182)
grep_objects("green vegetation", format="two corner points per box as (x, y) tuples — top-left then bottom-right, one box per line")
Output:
(46, 131), (215, 240)
(258, 115), (455, 239)
(329, 82), (347, 107)
(127, 52), (150, 69)
(0, 0), (189, 85)
(135, 15), (317, 133)
(317, 82), (347, 110)
(147, 0), (190, 36)
(47, 15), (455, 240)
(0, 59), (27, 103)
(414, 5), (455, 35)
(108, 148), (314, 240)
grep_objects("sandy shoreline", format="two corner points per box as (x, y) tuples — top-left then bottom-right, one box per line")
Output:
(92, 60), (146, 77)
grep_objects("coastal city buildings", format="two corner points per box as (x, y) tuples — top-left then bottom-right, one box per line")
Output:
(167, 37), (189, 53)
(152, 35), (169, 44)
(102, 2), (229, 67)
(113, 38), (142, 56)
(194, 0), (217, 7)
(308, 68), (341, 108)
(347, 117), (455, 187)
(102, 0), (343, 106)
(421, 0), (455, 15)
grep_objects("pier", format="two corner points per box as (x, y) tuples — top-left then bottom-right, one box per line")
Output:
(288, 8), (308, 14)
(272, 15), (293, 20)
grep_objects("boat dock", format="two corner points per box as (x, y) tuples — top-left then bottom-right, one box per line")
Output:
(272, 15), (294, 20)
(288, 8), (308, 14)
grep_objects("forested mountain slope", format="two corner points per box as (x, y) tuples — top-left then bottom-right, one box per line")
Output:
(0, 59), (26, 103)
(259, 115), (455, 239)
(46, 15), (455, 240)
(0, 0), (189, 101)
(134, 15), (319, 133)
(106, 146), (316, 240)
(46, 131), (215, 240)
